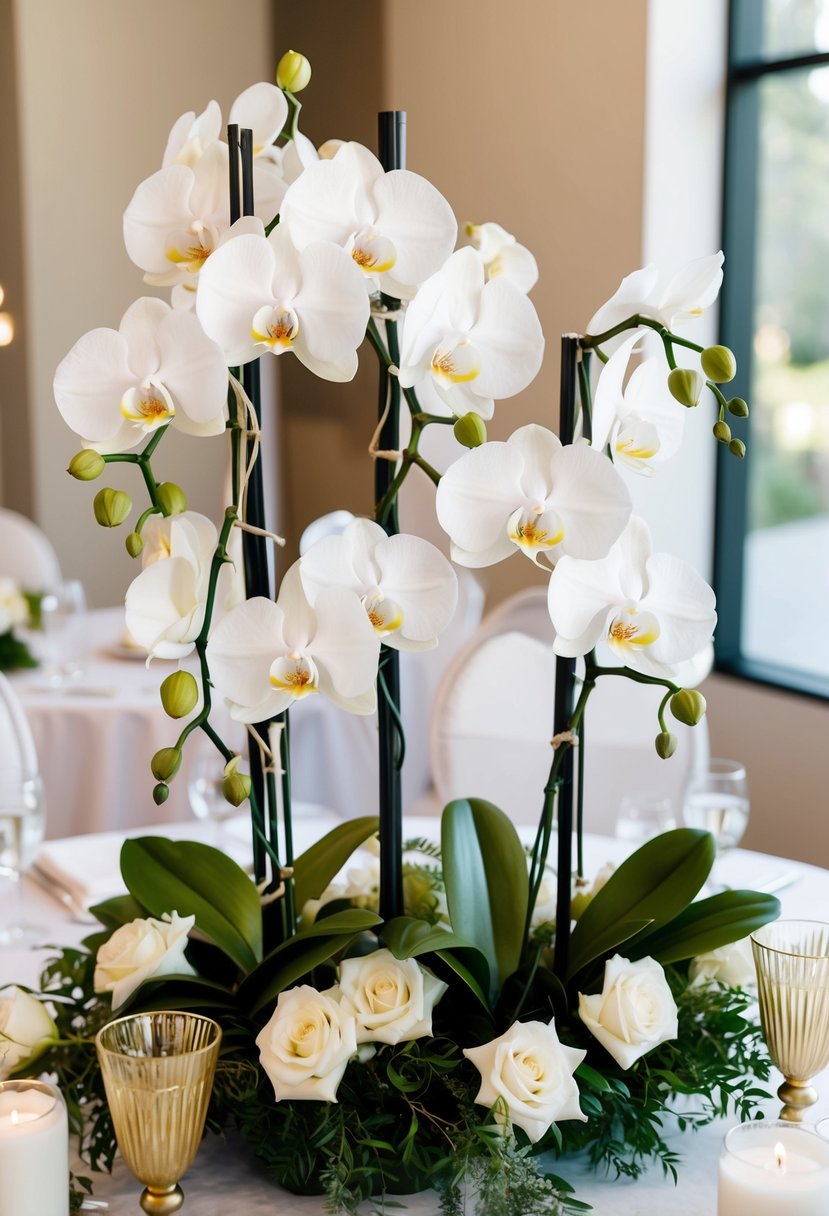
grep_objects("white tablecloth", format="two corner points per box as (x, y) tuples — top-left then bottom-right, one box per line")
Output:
(1, 824), (826, 1214)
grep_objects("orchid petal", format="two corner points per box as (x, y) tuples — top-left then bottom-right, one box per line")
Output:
(374, 533), (457, 644)
(292, 335), (358, 383)
(486, 241), (539, 293)
(251, 159), (288, 224)
(294, 241), (370, 361)
(229, 82), (288, 153)
(469, 278), (545, 400)
(398, 249), (484, 383)
(587, 264), (658, 336)
(436, 442), (525, 565)
(163, 101), (222, 168)
(547, 443), (632, 559)
(279, 142), (374, 250)
(208, 596), (288, 715)
(505, 424), (561, 502)
(118, 298), (167, 380)
(307, 586), (380, 702)
(591, 332), (642, 451)
(548, 555), (619, 656)
(54, 328), (132, 442)
(657, 251), (724, 325)
(196, 230), (277, 365)
(124, 557), (202, 660)
(123, 165), (200, 275)
(372, 168), (457, 297)
(155, 310), (228, 424)
(640, 554), (717, 664)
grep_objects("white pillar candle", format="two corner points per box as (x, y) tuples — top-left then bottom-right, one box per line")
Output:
(0, 1080), (68, 1216)
(718, 1121), (829, 1216)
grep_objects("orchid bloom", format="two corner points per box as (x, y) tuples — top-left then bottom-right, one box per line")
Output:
(196, 220), (369, 379)
(279, 142), (457, 299)
(464, 221), (539, 294)
(299, 518), (458, 651)
(163, 82), (288, 169)
(53, 297), (227, 453)
(591, 333), (685, 474)
(587, 251), (724, 337)
(207, 563), (380, 721)
(124, 512), (232, 660)
(547, 516), (717, 678)
(436, 424), (631, 568)
(397, 248), (544, 420)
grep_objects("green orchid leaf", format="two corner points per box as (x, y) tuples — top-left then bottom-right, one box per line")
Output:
(120, 837), (263, 974)
(567, 828), (715, 979)
(89, 893), (147, 930)
(628, 890), (781, 965)
(442, 798), (529, 997)
(382, 916), (492, 1010)
(292, 816), (379, 912)
(433, 950), (491, 1011)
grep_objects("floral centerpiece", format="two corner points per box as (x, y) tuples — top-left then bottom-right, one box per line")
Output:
(0, 579), (39, 672)
(2, 50), (779, 1215)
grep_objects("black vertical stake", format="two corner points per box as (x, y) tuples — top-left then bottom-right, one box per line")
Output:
(376, 111), (406, 924)
(553, 336), (579, 978)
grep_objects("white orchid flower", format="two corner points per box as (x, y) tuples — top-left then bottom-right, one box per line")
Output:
(207, 563), (380, 722)
(163, 83), (288, 169)
(299, 518), (457, 652)
(591, 333), (685, 474)
(124, 512), (230, 660)
(196, 219), (369, 379)
(464, 221), (539, 294)
(53, 297), (227, 453)
(587, 251), (724, 337)
(436, 423), (631, 569)
(123, 141), (286, 296)
(397, 248), (544, 420)
(547, 516), (717, 677)
(279, 142), (457, 299)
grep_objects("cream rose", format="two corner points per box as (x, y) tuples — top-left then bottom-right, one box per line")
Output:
(464, 1020), (586, 1143)
(688, 936), (755, 989)
(0, 988), (58, 1079)
(256, 985), (357, 1102)
(578, 954), (678, 1069)
(338, 949), (447, 1045)
(94, 911), (196, 1009)
(0, 578), (28, 635)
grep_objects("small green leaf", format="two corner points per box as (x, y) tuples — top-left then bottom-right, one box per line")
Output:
(292, 817), (379, 912)
(89, 894), (148, 930)
(382, 915), (492, 1009)
(121, 837), (263, 973)
(629, 890), (781, 964)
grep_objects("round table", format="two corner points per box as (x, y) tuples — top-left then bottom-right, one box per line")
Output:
(1, 823), (825, 1214)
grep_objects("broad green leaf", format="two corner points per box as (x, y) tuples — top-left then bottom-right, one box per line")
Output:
(292, 816), (379, 912)
(383, 916), (491, 1010)
(121, 837), (263, 974)
(89, 893), (148, 930)
(567, 828), (715, 979)
(442, 799), (529, 997)
(628, 890), (781, 965)
(127, 974), (237, 1014)
(433, 950), (491, 1011)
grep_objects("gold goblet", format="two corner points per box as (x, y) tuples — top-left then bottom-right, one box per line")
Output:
(96, 1011), (221, 1214)
(751, 920), (829, 1122)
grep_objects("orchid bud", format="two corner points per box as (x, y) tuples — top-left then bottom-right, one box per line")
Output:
(153, 782), (170, 805)
(157, 482), (187, 516)
(222, 756), (252, 807)
(453, 412), (487, 448)
(670, 689), (707, 727)
(713, 420), (732, 443)
(68, 449), (105, 481)
(729, 438), (746, 459)
(151, 746), (182, 782)
(277, 50), (311, 93)
(160, 671), (199, 719)
(727, 397), (749, 418)
(125, 531), (143, 558)
(655, 731), (677, 759)
(667, 368), (704, 408)
(700, 345), (737, 384)
(93, 487), (132, 527)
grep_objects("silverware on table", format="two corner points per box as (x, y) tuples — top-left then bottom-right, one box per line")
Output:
(26, 862), (97, 924)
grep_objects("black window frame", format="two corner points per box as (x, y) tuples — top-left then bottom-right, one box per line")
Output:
(715, 0), (829, 702)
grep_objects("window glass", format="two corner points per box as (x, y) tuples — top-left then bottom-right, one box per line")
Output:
(734, 0), (829, 62)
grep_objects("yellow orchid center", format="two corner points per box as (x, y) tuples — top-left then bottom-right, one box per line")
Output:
(269, 653), (318, 698)
(364, 593), (403, 637)
(509, 505), (564, 555)
(120, 383), (175, 430)
(430, 337), (480, 386)
(350, 228), (396, 274)
(607, 608), (661, 652)
(252, 304), (299, 350)
(165, 222), (214, 273)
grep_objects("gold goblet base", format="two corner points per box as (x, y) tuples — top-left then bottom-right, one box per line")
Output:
(140, 1183), (184, 1214)
(778, 1077), (819, 1123)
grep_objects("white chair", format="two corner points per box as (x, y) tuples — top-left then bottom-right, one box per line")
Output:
(425, 587), (710, 836)
(0, 671), (39, 777)
(0, 509), (61, 592)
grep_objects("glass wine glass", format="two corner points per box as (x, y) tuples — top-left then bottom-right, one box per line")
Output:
(616, 792), (676, 845)
(187, 735), (239, 848)
(0, 765), (45, 944)
(39, 578), (88, 686)
(682, 759), (749, 889)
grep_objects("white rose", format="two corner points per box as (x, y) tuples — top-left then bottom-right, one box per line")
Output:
(0, 988), (58, 1079)
(688, 936), (755, 989)
(338, 949), (447, 1045)
(256, 985), (357, 1102)
(464, 1020), (586, 1143)
(578, 954), (678, 1069)
(0, 578), (28, 635)
(94, 911), (196, 1009)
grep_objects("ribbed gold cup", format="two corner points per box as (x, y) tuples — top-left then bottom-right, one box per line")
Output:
(751, 920), (829, 1122)
(96, 1011), (221, 1214)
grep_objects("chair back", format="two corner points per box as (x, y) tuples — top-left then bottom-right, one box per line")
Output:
(0, 671), (39, 777)
(0, 509), (62, 592)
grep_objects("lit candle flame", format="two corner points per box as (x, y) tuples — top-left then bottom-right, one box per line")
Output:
(774, 1141), (787, 1173)
(10, 1110), (19, 1126)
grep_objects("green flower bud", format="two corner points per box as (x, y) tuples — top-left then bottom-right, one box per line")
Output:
(700, 344), (737, 383)
(729, 438), (746, 459)
(93, 487), (132, 528)
(151, 746), (182, 782)
(726, 397), (749, 418)
(153, 782), (170, 805)
(655, 731), (678, 760)
(156, 482), (187, 517)
(125, 531), (144, 558)
(67, 449), (105, 481)
(276, 50), (311, 93)
(453, 412), (487, 449)
(670, 688), (707, 727)
(222, 755), (252, 807)
(713, 420), (732, 443)
(160, 671), (199, 719)
(667, 368), (704, 409)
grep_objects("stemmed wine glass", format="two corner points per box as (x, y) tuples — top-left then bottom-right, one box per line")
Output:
(187, 733), (241, 848)
(0, 765), (45, 943)
(682, 759), (749, 886)
(39, 578), (88, 686)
